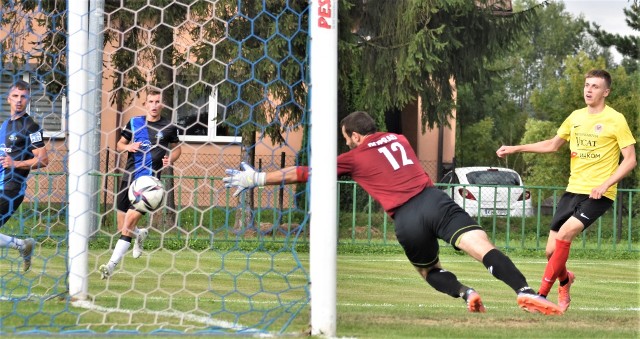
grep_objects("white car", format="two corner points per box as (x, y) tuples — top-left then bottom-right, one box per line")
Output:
(439, 167), (534, 218)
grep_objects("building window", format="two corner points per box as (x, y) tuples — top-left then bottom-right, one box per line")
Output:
(174, 86), (240, 143)
(0, 73), (65, 139)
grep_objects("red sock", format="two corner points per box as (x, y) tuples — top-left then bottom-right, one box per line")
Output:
(557, 266), (568, 283)
(539, 239), (572, 296)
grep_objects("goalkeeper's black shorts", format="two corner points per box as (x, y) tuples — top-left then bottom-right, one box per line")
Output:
(392, 186), (482, 268)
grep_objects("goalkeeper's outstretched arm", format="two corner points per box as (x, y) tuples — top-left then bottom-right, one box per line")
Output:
(223, 162), (310, 197)
(265, 165), (309, 184)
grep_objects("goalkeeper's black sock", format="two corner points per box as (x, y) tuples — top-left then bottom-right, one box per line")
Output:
(426, 268), (467, 298)
(482, 248), (529, 294)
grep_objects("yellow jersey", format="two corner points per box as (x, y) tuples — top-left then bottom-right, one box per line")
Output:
(557, 105), (636, 200)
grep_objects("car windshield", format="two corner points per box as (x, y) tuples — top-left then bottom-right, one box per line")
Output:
(466, 171), (520, 186)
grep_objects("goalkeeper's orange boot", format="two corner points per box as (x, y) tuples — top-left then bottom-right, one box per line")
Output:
(517, 293), (563, 315)
(558, 271), (575, 312)
(463, 288), (486, 313)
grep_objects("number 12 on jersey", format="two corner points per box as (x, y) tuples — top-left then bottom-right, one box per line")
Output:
(378, 142), (414, 170)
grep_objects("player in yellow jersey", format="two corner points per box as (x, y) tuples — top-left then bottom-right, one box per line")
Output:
(496, 69), (637, 313)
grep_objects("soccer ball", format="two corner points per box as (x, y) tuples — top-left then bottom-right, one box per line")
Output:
(128, 175), (165, 213)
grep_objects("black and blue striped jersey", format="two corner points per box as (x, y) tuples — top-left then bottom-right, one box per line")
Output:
(120, 116), (180, 183)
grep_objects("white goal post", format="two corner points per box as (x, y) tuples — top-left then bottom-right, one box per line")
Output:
(67, 1), (92, 301)
(309, 0), (338, 337)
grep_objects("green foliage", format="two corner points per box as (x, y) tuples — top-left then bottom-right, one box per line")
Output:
(103, 1), (310, 154)
(455, 117), (501, 167)
(589, 3), (640, 61)
(0, 1), (67, 99)
(456, 0), (591, 169)
(529, 52), (607, 123)
(506, 0), (588, 114)
(339, 0), (543, 130)
(456, 73), (528, 164)
(518, 119), (569, 188)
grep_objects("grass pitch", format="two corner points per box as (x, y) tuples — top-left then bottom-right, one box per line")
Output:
(1, 248), (638, 338)
(335, 253), (639, 338)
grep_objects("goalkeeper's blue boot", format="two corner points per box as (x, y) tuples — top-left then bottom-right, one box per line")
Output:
(463, 288), (486, 313)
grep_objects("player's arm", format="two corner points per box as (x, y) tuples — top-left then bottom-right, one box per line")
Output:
(590, 144), (637, 199)
(497, 135), (566, 158)
(223, 163), (308, 197)
(11, 146), (49, 170)
(163, 142), (182, 166)
(5, 126), (49, 169)
(30, 146), (49, 169)
(265, 166), (308, 184)
(116, 136), (139, 153)
(116, 121), (139, 153)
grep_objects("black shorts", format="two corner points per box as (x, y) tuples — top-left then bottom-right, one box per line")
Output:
(392, 186), (482, 268)
(550, 192), (613, 231)
(0, 186), (25, 228)
(116, 181), (134, 213)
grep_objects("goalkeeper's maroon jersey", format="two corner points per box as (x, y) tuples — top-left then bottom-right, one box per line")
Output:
(337, 132), (433, 216)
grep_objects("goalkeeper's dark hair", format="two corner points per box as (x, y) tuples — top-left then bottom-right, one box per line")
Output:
(341, 111), (377, 136)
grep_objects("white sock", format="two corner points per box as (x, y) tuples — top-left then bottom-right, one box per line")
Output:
(107, 238), (131, 270)
(0, 233), (23, 249)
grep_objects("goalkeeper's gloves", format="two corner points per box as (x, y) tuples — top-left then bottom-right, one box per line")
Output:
(223, 162), (266, 197)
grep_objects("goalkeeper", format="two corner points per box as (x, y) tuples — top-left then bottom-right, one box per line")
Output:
(224, 111), (563, 315)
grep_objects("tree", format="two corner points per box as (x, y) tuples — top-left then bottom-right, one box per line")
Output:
(0, 1), (67, 106)
(338, 0), (545, 131)
(588, 1), (640, 70)
(455, 117), (501, 167)
(455, 73), (528, 167)
(504, 0), (588, 115)
(103, 1), (309, 220)
(456, 0), (597, 170)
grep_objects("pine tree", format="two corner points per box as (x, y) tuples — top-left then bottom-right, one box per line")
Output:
(338, 0), (544, 130)
(588, 2), (639, 61)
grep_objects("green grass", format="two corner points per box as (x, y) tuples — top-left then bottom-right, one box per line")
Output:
(335, 253), (639, 338)
(1, 247), (638, 338)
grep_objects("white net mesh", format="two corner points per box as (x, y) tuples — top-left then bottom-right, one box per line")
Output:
(1, 1), (311, 335)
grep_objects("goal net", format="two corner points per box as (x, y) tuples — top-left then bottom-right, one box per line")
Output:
(0, 0), (333, 335)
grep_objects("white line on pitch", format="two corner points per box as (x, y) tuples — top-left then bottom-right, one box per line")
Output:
(71, 300), (257, 333)
(338, 301), (639, 312)
(338, 257), (639, 268)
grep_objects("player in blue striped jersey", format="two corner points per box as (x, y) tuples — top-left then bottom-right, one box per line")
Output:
(99, 88), (181, 279)
(0, 80), (49, 272)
